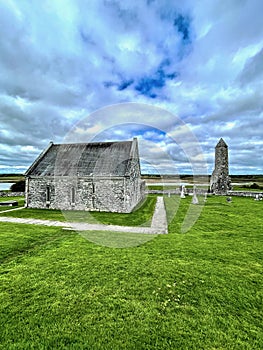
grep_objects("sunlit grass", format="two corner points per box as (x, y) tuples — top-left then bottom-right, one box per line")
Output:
(0, 196), (25, 212)
(0, 195), (262, 349)
(0, 196), (156, 227)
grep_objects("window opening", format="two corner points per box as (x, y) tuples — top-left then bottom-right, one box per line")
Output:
(92, 183), (95, 209)
(46, 186), (51, 202)
(71, 187), (76, 204)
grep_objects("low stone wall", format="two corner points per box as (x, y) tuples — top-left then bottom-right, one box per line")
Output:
(147, 189), (263, 198)
(147, 189), (180, 195)
(0, 191), (25, 197)
(146, 188), (208, 195)
(228, 191), (263, 198)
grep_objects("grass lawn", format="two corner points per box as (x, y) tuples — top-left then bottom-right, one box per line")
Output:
(0, 196), (25, 212)
(232, 186), (263, 192)
(0, 196), (156, 226)
(0, 195), (262, 349)
(147, 185), (178, 190)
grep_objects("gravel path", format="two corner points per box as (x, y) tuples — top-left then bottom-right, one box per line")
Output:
(0, 196), (168, 234)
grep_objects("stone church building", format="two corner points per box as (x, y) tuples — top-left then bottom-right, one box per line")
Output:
(25, 138), (145, 213)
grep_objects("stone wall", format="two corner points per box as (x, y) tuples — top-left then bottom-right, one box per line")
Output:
(147, 189), (263, 198)
(228, 191), (263, 198)
(26, 175), (144, 213)
(147, 187), (209, 195)
(124, 149), (145, 210)
(0, 191), (25, 197)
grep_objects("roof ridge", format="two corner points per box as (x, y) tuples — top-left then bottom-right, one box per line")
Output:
(52, 140), (132, 146)
(25, 139), (135, 177)
(24, 141), (54, 176)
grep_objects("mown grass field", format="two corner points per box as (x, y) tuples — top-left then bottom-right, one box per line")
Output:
(0, 196), (156, 226)
(0, 195), (262, 349)
(0, 196), (25, 212)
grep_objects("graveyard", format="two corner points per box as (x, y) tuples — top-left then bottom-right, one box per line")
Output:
(0, 191), (262, 349)
(0, 136), (262, 349)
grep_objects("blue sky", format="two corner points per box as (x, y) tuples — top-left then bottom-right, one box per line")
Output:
(0, 0), (263, 174)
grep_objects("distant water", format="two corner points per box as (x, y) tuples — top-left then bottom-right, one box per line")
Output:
(0, 182), (15, 190)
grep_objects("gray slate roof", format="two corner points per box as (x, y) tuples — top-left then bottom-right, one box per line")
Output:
(26, 140), (138, 177)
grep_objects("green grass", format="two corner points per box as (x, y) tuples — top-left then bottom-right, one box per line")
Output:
(147, 185), (178, 190)
(0, 196), (262, 349)
(0, 196), (25, 212)
(232, 185), (263, 192)
(0, 196), (156, 226)
(0, 196), (24, 203)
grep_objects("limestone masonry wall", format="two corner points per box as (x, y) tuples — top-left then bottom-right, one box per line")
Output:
(147, 189), (263, 198)
(228, 191), (263, 198)
(26, 176), (144, 213)
(0, 191), (25, 197)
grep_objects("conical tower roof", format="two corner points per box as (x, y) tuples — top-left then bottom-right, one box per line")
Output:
(216, 138), (228, 148)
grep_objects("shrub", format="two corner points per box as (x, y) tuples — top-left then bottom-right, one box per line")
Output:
(10, 180), (25, 192)
(250, 182), (260, 189)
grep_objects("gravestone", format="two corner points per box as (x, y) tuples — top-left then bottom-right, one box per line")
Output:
(0, 200), (18, 206)
(192, 186), (199, 204)
(180, 185), (186, 198)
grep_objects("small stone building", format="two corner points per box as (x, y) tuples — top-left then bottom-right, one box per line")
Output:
(210, 138), (232, 194)
(25, 138), (145, 213)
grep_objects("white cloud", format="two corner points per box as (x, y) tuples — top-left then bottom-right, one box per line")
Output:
(0, 0), (262, 174)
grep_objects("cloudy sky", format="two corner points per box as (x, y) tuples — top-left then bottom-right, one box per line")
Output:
(0, 0), (262, 175)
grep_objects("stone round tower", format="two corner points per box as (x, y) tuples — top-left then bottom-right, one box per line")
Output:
(210, 138), (232, 194)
